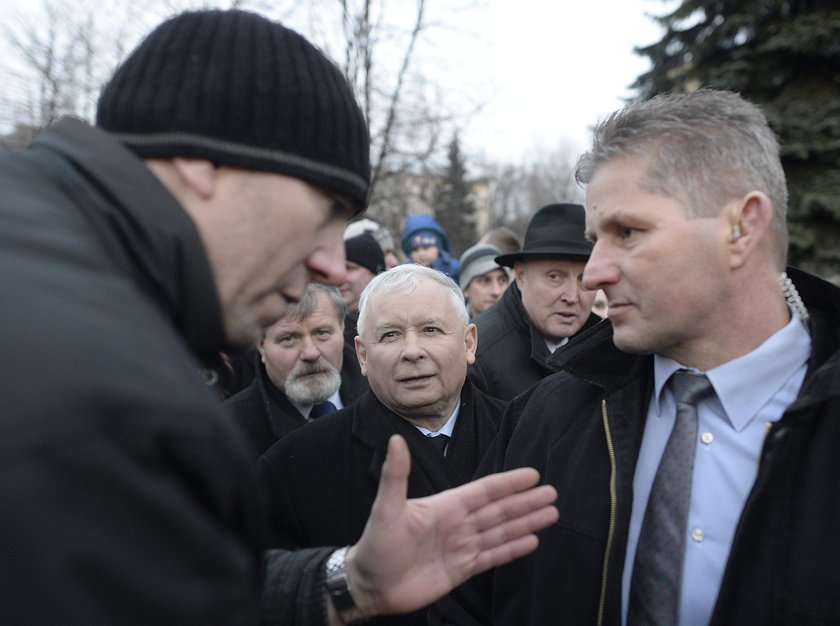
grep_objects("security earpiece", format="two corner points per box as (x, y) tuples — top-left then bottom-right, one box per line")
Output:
(731, 225), (741, 242)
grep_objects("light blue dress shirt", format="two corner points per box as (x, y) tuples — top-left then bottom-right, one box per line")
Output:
(621, 311), (811, 625)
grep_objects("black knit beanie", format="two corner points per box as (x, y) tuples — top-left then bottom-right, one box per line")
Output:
(96, 9), (371, 211)
(345, 233), (385, 275)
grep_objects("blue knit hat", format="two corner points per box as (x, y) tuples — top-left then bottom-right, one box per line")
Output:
(409, 230), (442, 251)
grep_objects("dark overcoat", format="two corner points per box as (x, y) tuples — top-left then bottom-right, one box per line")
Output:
(0, 118), (339, 625)
(259, 380), (505, 625)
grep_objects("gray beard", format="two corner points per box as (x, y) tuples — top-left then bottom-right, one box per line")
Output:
(284, 361), (342, 406)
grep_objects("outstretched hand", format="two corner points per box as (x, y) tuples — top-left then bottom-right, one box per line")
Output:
(343, 434), (558, 618)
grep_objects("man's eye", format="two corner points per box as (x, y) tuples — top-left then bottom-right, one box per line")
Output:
(423, 326), (441, 334)
(619, 226), (637, 238)
(331, 198), (353, 218)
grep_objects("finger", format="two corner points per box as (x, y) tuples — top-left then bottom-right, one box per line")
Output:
(474, 498), (558, 550)
(449, 467), (542, 513)
(464, 503), (558, 578)
(468, 533), (541, 577)
(370, 435), (411, 513)
(471, 484), (558, 533)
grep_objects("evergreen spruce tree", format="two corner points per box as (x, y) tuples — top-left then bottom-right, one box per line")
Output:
(433, 133), (477, 256)
(634, 0), (840, 277)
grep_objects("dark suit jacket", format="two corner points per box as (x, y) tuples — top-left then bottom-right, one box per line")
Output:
(225, 352), (368, 458)
(258, 380), (505, 625)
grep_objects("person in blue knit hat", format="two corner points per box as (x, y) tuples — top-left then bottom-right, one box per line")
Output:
(400, 213), (460, 283)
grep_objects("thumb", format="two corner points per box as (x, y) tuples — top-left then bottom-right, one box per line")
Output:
(372, 435), (411, 516)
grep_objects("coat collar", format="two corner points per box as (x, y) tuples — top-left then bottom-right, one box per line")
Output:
(499, 281), (605, 371)
(349, 381), (492, 488)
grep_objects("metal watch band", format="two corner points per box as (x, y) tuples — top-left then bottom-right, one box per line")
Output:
(325, 546), (369, 624)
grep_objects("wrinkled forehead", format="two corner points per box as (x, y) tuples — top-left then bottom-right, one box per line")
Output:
(582, 155), (675, 227)
(262, 314), (307, 339)
(369, 281), (455, 318)
(516, 255), (588, 274)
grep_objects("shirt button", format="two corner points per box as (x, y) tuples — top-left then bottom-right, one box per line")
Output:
(701, 432), (714, 445)
(691, 528), (705, 542)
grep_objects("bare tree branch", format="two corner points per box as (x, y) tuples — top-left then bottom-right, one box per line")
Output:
(369, 0), (425, 192)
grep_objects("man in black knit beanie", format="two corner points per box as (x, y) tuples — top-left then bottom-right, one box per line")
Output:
(0, 8), (557, 626)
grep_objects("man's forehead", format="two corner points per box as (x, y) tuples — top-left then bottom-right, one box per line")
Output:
(368, 285), (453, 324)
(310, 293), (342, 318)
(265, 316), (306, 336)
(519, 256), (587, 272)
(372, 313), (448, 329)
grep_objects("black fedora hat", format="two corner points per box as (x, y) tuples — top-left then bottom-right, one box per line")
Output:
(495, 203), (591, 267)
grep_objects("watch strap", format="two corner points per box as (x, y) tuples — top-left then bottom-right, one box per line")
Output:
(325, 546), (369, 624)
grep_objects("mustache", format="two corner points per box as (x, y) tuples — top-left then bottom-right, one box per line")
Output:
(289, 360), (336, 380)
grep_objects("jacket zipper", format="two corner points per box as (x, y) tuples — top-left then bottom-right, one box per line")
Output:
(598, 398), (617, 626)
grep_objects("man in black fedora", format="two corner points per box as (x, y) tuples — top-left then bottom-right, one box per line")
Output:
(468, 203), (602, 401)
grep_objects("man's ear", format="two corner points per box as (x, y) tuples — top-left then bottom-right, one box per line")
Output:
(464, 323), (478, 365)
(171, 158), (218, 199)
(513, 261), (525, 288)
(727, 191), (774, 269)
(355, 335), (367, 376)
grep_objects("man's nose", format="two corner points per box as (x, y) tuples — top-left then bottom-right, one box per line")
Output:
(307, 232), (347, 287)
(582, 242), (615, 291)
(299, 336), (321, 361)
(400, 332), (425, 361)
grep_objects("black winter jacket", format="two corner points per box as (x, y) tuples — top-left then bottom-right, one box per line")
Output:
(468, 282), (602, 401)
(0, 118), (334, 625)
(450, 267), (840, 625)
(260, 380), (505, 625)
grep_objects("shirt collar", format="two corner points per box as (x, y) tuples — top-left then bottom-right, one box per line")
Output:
(544, 336), (570, 353)
(652, 308), (812, 431)
(415, 402), (461, 437)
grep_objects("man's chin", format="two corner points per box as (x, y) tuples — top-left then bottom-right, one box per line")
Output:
(285, 373), (341, 405)
(611, 328), (653, 355)
(545, 324), (580, 342)
(223, 321), (262, 353)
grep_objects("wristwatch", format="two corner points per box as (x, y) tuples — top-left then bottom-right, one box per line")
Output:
(325, 546), (369, 624)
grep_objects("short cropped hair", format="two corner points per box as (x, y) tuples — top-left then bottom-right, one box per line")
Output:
(356, 265), (469, 339)
(576, 89), (788, 268)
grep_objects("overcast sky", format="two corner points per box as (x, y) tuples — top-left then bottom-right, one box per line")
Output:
(427, 0), (673, 163)
(1, 0), (673, 164)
